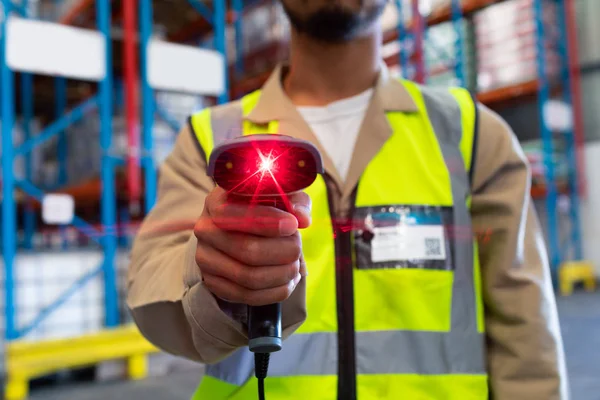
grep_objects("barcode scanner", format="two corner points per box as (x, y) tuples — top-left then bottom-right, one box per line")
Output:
(207, 134), (323, 400)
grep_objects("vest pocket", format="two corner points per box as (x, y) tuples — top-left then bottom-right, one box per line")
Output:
(354, 268), (453, 332)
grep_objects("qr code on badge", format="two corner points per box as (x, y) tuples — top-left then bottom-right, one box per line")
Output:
(425, 238), (442, 256)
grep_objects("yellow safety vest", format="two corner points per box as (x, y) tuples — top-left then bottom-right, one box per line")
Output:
(189, 80), (488, 400)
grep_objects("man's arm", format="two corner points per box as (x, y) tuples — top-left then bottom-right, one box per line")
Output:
(471, 105), (569, 399)
(127, 124), (307, 363)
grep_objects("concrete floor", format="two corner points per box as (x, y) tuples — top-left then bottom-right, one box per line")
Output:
(29, 291), (600, 400)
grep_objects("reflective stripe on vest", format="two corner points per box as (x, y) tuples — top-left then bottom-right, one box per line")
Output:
(189, 82), (488, 400)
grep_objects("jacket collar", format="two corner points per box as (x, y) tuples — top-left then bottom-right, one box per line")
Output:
(245, 63), (418, 124)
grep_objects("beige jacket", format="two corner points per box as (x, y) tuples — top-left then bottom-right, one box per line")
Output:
(127, 66), (569, 399)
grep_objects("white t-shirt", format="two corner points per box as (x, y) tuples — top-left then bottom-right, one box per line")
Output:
(297, 88), (373, 182)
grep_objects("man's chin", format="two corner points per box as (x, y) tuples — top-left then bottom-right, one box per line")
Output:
(283, 4), (362, 42)
(282, 2), (385, 43)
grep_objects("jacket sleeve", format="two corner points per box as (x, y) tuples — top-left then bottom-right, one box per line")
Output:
(127, 124), (307, 364)
(471, 105), (570, 399)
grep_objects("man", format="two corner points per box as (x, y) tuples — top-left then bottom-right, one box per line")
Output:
(127, 0), (569, 398)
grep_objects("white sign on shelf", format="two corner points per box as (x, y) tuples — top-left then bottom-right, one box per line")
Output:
(543, 100), (573, 133)
(6, 16), (105, 81)
(147, 40), (225, 96)
(42, 194), (75, 225)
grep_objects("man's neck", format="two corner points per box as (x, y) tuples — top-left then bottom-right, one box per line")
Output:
(283, 29), (382, 107)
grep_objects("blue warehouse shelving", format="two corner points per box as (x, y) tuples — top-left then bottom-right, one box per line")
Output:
(138, 0), (230, 213)
(1, 0), (118, 340)
(1, 0), (229, 398)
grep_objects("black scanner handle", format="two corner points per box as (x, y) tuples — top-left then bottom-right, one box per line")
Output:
(247, 197), (290, 353)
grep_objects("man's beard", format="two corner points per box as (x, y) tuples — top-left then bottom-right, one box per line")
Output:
(281, 2), (385, 43)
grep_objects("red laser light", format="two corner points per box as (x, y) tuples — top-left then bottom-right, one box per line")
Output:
(208, 134), (324, 199)
(258, 153), (275, 173)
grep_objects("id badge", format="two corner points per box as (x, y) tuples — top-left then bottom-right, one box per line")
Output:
(353, 205), (454, 270)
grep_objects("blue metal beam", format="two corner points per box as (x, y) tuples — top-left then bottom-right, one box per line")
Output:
(394, 0), (409, 79)
(97, 0), (119, 328)
(187, 0), (213, 23)
(213, 0), (229, 104)
(18, 266), (103, 338)
(10, 1), (26, 16)
(533, 0), (560, 277)
(140, 0), (157, 212)
(450, 0), (465, 87)
(109, 155), (126, 166)
(1, 0), (18, 341)
(15, 96), (98, 156)
(15, 179), (104, 244)
(555, 0), (582, 261)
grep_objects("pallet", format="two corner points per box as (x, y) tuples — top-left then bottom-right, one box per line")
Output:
(5, 324), (158, 400)
(559, 261), (597, 296)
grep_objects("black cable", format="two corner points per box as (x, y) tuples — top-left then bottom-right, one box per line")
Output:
(258, 376), (265, 400)
(254, 352), (270, 400)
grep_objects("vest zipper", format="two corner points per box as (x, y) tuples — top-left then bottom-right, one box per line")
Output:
(326, 182), (357, 400)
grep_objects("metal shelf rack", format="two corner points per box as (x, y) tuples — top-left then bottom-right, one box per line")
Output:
(2, 1), (229, 396)
(25, 0), (230, 213)
(1, 0), (118, 341)
(138, 0), (229, 213)
(1, 0), (229, 353)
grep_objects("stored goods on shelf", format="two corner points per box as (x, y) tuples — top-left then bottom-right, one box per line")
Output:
(474, 0), (560, 91)
(63, 114), (101, 187)
(425, 20), (476, 89)
(383, 18), (475, 89)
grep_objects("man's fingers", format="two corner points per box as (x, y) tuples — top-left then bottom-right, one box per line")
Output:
(299, 253), (308, 277)
(209, 203), (298, 237)
(289, 191), (312, 229)
(197, 187), (308, 305)
(196, 243), (301, 290)
(202, 272), (302, 306)
(204, 187), (311, 236)
(197, 226), (302, 266)
(204, 186), (228, 213)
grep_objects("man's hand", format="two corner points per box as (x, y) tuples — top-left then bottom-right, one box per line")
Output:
(194, 187), (312, 306)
